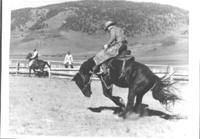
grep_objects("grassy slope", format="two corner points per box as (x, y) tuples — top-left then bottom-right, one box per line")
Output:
(10, 1), (188, 65)
(10, 28), (188, 65)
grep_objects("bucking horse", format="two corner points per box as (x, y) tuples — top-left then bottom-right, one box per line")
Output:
(26, 53), (51, 77)
(72, 55), (181, 118)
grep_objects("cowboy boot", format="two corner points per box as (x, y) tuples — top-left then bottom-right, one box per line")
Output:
(93, 64), (108, 75)
(101, 63), (108, 74)
(92, 65), (103, 75)
(92, 65), (99, 73)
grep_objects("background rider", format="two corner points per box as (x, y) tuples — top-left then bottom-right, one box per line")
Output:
(29, 49), (39, 67)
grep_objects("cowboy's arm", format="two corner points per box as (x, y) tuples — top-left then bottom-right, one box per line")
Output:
(106, 29), (115, 48)
(30, 51), (38, 59)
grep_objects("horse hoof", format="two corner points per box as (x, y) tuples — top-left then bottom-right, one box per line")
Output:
(113, 107), (123, 114)
(142, 104), (149, 108)
(118, 112), (126, 119)
(114, 115), (122, 120)
(119, 98), (125, 106)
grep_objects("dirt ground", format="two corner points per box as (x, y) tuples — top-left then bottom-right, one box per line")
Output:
(9, 75), (194, 137)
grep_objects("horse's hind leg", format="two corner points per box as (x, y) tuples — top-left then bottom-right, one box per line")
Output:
(134, 94), (148, 114)
(119, 85), (136, 118)
(134, 94), (143, 111)
(118, 79), (151, 118)
(135, 80), (154, 110)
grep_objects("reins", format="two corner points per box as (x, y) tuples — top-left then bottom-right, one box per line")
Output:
(100, 75), (112, 90)
(82, 78), (91, 91)
(78, 71), (92, 91)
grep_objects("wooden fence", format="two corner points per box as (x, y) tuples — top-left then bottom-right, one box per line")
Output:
(9, 59), (189, 81)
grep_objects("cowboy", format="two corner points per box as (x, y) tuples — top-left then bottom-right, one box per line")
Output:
(29, 49), (39, 67)
(93, 21), (129, 74)
(64, 51), (74, 68)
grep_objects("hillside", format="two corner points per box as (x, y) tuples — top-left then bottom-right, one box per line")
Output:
(10, 0), (189, 65)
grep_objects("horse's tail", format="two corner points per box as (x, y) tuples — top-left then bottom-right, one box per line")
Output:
(151, 75), (181, 107)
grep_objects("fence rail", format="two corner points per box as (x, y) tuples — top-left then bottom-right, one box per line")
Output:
(9, 59), (189, 81)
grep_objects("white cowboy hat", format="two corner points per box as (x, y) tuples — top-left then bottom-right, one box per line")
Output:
(104, 21), (115, 31)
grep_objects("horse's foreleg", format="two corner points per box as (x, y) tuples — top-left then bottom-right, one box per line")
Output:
(29, 68), (31, 77)
(102, 83), (125, 110)
(40, 66), (44, 72)
(32, 69), (37, 76)
(112, 96), (125, 109)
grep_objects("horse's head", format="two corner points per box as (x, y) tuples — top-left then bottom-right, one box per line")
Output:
(72, 72), (92, 97)
(72, 57), (95, 97)
(26, 52), (32, 60)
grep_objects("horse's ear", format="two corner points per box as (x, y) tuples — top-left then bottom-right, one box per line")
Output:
(72, 73), (77, 81)
(71, 76), (75, 81)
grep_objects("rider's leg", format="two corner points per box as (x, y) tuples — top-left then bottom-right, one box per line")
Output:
(93, 48), (113, 74)
(93, 63), (110, 75)
(32, 59), (37, 67)
(29, 60), (34, 67)
(92, 64), (101, 73)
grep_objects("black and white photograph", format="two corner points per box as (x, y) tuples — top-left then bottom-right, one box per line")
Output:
(1, 0), (199, 138)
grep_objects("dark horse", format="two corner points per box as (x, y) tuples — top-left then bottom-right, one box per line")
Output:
(26, 53), (51, 77)
(72, 57), (180, 118)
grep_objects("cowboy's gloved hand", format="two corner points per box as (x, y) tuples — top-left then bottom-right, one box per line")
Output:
(103, 44), (108, 49)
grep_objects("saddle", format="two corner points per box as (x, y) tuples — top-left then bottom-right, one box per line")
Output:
(100, 50), (135, 79)
(115, 49), (134, 60)
(117, 50), (135, 79)
(114, 49), (135, 67)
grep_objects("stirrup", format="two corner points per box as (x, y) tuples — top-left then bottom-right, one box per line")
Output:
(119, 60), (126, 79)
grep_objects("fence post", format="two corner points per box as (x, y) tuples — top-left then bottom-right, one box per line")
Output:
(48, 61), (51, 78)
(167, 66), (174, 81)
(16, 61), (20, 76)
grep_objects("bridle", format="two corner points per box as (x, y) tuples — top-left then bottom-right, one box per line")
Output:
(82, 79), (91, 91)
(78, 72), (92, 91)
(100, 75), (112, 90)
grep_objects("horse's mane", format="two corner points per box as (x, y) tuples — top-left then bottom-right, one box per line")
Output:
(79, 57), (95, 74)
